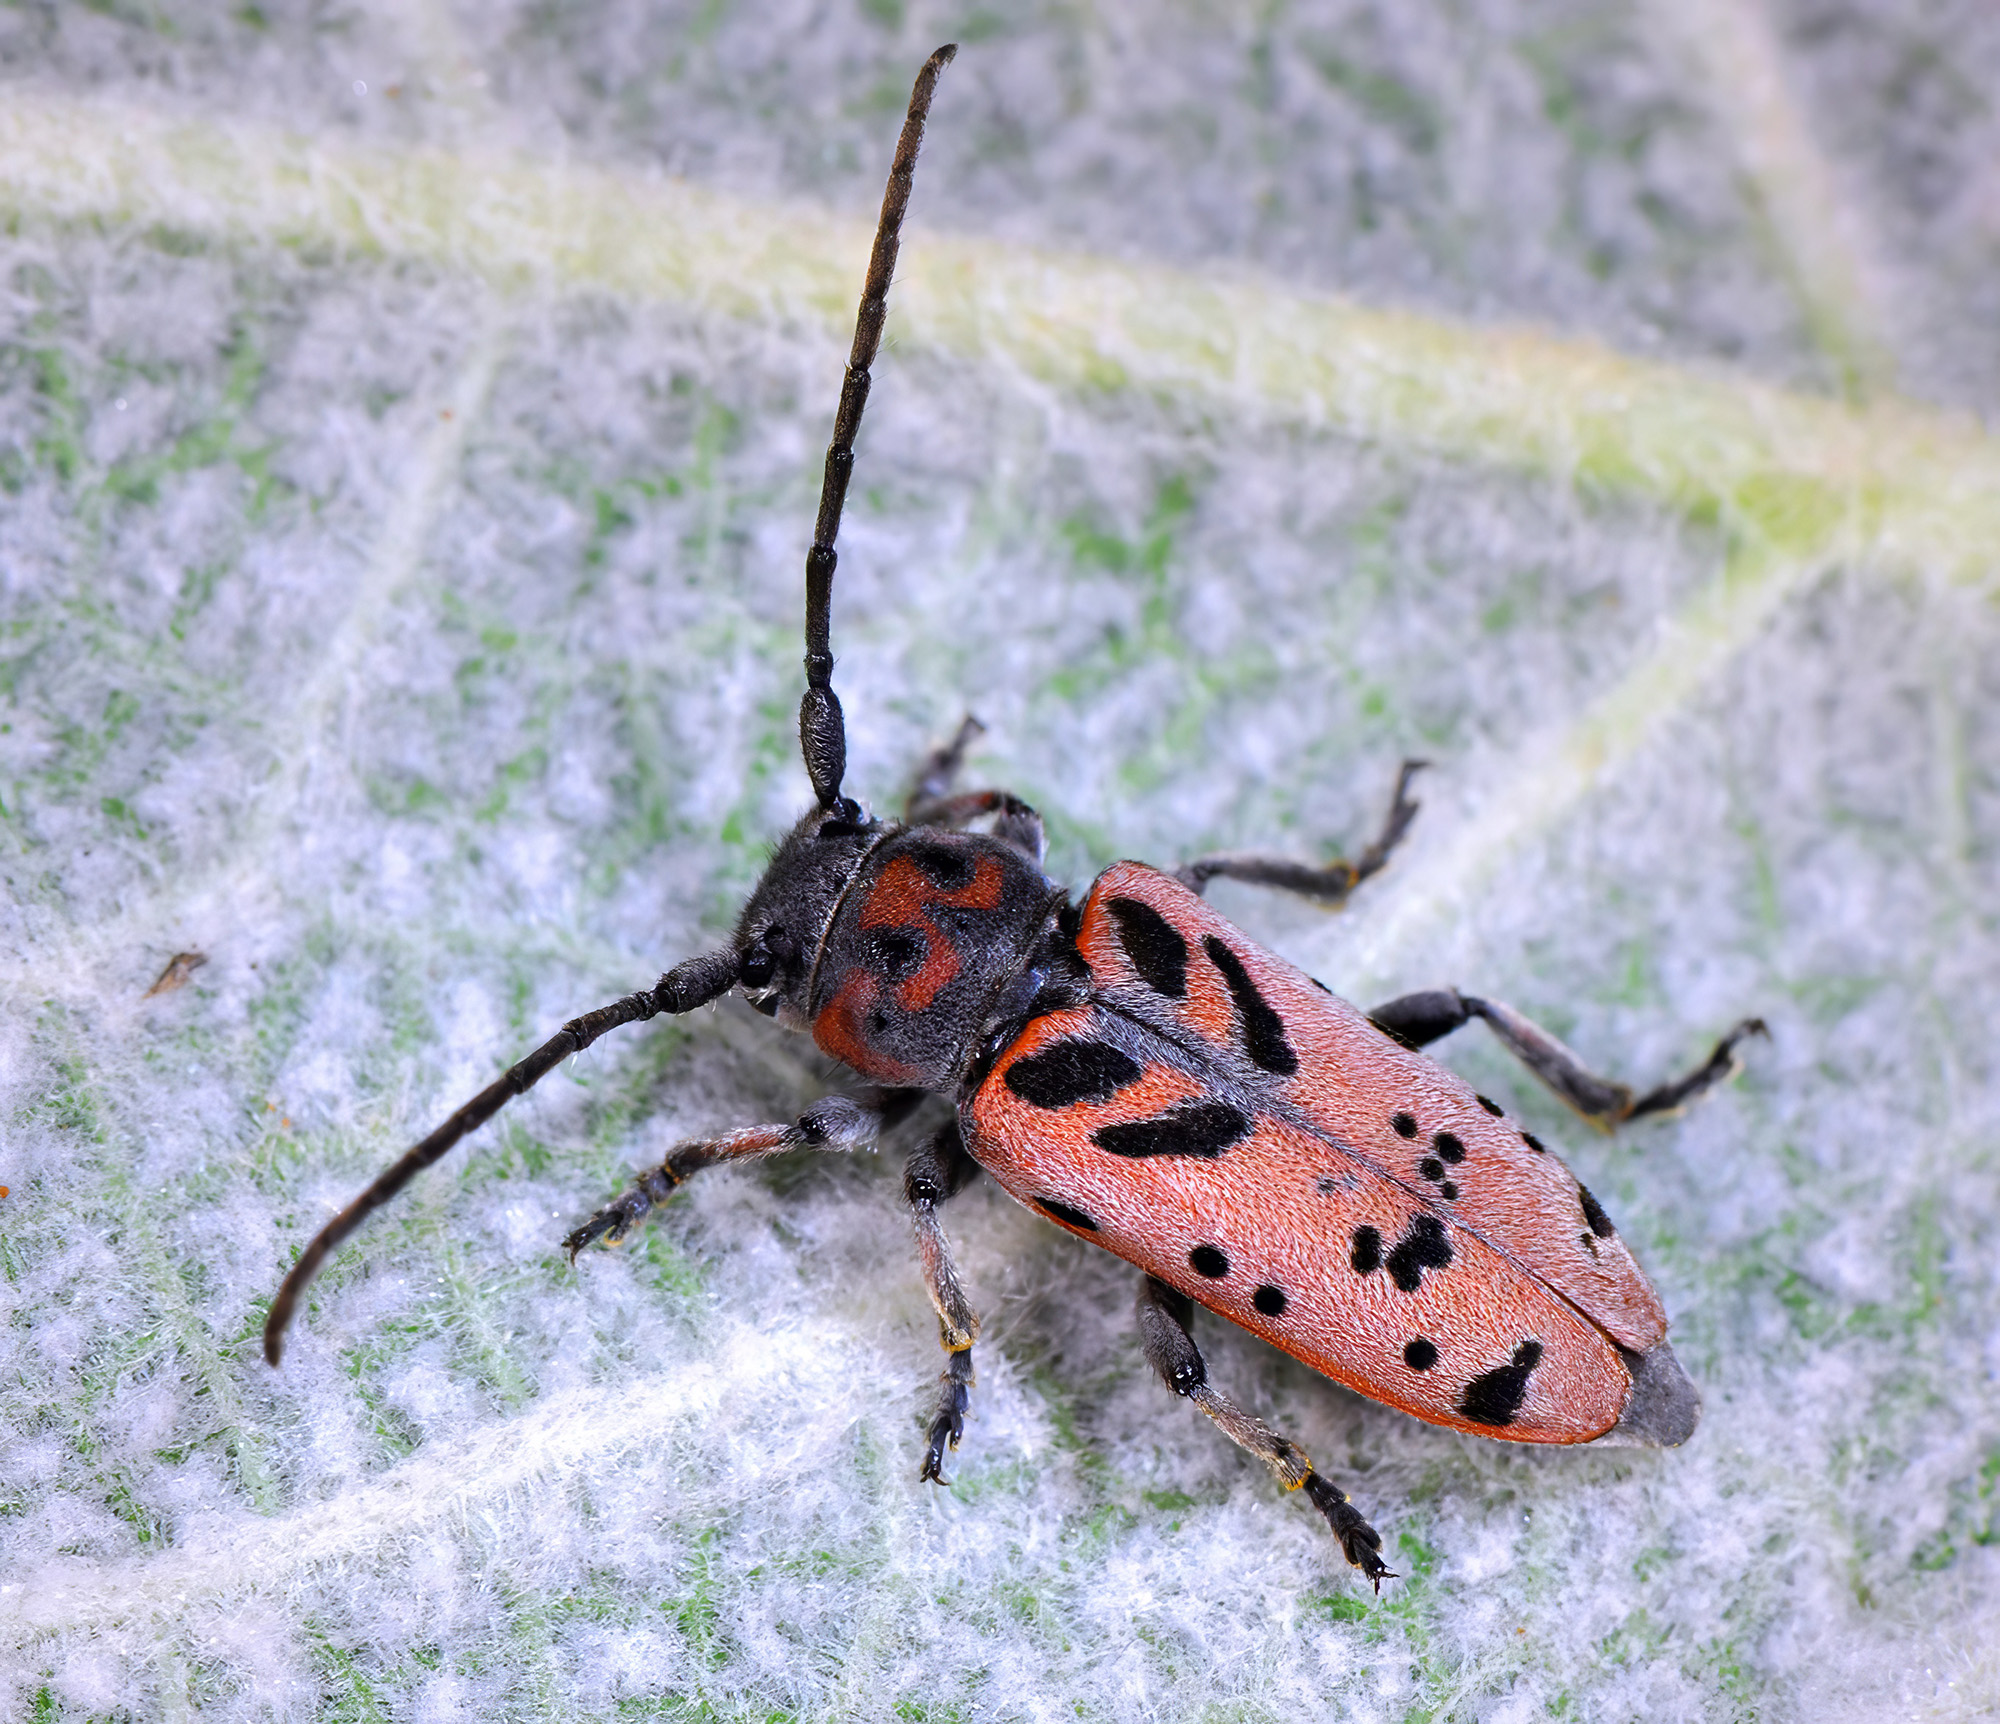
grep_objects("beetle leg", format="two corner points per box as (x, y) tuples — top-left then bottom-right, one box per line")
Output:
(1366, 990), (1769, 1128)
(1177, 759), (1425, 904)
(1365, 988), (1475, 1050)
(561, 1092), (885, 1259)
(1134, 1277), (1394, 1590)
(905, 713), (985, 815)
(904, 716), (1045, 861)
(903, 1118), (985, 1484)
(909, 788), (1045, 864)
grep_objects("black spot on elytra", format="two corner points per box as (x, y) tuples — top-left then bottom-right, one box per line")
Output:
(1578, 1184), (1616, 1238)
(1252, 1284), (1287, 1317)
(1391, 1112), (1418, 1139)
(1190, 1243), (1230, 1278)
(1105, 897), (1188, 998)
(1386, 1214), (1453, 1292)
(1460, 1340), (1545, 1427)
(1420, 1157), (1444, 1182)
(1032, 1196), (1099, 1233)
(1004, 1041), (1144, 1109)
(1475, 1094), (1504, 1116)
(1202, 936), (1298, 1075)
(1433, 1132), (1465, 1165)
(862, 926), (927, 982)
(1440, 1181), (1459, 1200)
(1093, 1100), (1251, 1160)
(903, 838), (977, 890)
(1403, 1338), (1438, 1371)
(1350, 1226), (1383, 1275)
(1522, 1132), (1546, 1154)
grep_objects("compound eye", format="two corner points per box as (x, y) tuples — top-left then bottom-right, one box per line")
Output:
(739, 938), (777, 989)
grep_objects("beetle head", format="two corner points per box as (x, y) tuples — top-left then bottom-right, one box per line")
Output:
(733, 798), (888, 1030)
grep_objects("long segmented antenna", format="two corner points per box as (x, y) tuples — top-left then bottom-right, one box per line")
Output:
(798, 42), (957, 809)
(263, 949), (738, 1364)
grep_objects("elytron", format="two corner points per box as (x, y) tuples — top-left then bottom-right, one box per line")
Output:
(266, 44), (1763, 1587)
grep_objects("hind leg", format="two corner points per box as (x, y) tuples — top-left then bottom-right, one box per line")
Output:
(1178, 760), (1426, 907)
(1365, 989), (1768, 1128)
(1135, 1277), (1393, 1589)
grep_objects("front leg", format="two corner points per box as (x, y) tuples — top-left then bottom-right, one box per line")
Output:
(904, 714), (1046, 863)
(903, 1118), (984, 1483)
(1178, 760), (1426, 905)
(563, 1092), (886, 1259)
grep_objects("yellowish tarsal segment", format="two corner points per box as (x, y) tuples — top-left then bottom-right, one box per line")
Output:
(1, 90), (1995, 587)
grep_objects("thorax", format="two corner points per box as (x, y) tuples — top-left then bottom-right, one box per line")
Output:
(808, 827), (1067, 1089)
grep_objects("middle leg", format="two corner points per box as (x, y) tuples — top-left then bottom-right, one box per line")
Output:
(903, 1117), (985, 1483)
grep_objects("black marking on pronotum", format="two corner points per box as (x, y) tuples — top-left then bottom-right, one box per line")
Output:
(1385, 1214), (1452, 1292)
(1459, 1340), (1544, 1427)
(1390, 1112), (1418, 1139)
(1475, 1095), (1504, 1117)
(1432, 1132), (1465, 1165)
(1522, 1132), (1546, 1154)
(1252, 1284), (1287, 1317)
(863, 926), (927, 981)
(1403, 1338), (1438, 1371)
(1189, 1243), (1230, 1279)
(904, 836), (977, 890)
(1350, 1225), (1383, 1275)
(1577, 1184), (1616, 1238)
(1092, 1099), (1251, 1160)
(1106, 896), (1188, 998)
(1032, 1196), (1099, 1233)
(1004, 1040), (1143, 1109)
(1202, 936), (1298, 1075)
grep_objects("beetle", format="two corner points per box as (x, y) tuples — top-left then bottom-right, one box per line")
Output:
(263, 44), (1765, 1589)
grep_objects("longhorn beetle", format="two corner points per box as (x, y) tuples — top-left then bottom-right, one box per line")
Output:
(265, 44), (1766, 1589)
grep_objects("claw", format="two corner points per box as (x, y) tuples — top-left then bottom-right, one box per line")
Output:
(920, 1355), (973, 1483)
(1304, 1471), (1397, 1591)
(562, 1194), (646, 1264)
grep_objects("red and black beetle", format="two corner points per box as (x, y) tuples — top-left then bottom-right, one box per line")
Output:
(264, 44), (1765, 1589)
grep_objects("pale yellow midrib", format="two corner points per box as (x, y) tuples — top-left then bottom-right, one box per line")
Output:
(1, 87), (1996, 585)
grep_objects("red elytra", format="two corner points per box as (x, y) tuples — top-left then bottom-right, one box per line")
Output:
(263, 46), (1761, 1591)
(967, 863), (1651, 1444)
